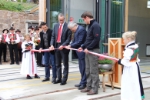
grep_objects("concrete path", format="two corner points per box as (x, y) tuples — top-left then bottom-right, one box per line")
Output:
(0, 58), (150, 100)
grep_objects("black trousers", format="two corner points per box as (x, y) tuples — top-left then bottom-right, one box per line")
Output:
(0, 43), (2, 62)
(18, 48), (22, 62)
(1, 43), (7, 61)
(55, 43), (69, 82)
(8, 44), (19, 64)
(35, 44), (42, 66)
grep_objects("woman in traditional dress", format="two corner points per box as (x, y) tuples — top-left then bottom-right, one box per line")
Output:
(20, 34), (40, 79)
(118, 31), (145, 100)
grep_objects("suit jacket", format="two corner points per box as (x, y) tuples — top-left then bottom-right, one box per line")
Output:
(40, 28), (54, 54)
(71, 25), (87, 49)
(51, 22), (72, 53)
(71, 25), (87, 59)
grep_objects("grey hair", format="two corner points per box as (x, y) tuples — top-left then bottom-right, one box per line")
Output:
(58, 13), (64, 17)
(68, 21), (78, 28)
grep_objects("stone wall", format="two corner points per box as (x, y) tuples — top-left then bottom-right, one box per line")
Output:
(0, 10), (39, 34)
(0, 10), (39, 62)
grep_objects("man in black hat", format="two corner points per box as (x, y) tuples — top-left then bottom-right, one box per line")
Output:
(16, 29), (24, 62)
(33, 26), (42, 67)
(28, 26), (35, 38)
(1, 29), (9, 62)
(6, 27), (20, 65)
(0, 35), (2, 64)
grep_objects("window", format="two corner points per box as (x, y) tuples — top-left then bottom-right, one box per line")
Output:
(50, 0), (62, 28)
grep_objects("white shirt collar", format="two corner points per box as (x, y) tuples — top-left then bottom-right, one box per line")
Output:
(125, 41), (135, 48)
(9, 32), (16, 34)
(59, 23), (65, 27)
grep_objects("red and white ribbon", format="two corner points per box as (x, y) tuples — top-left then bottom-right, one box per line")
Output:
(88, 52), (119, 61)
(31, 49), (51, 52)
(68, 47), (119, 61)
(31, 47), (119, 61)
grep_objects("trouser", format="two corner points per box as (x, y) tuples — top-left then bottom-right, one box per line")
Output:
(76, 51), (86, 86)
(85, 48), (100, 92)
(35, 45), (42, 66)
(18, 48), (22, 62)
(44, 52), (56, 79)
(1, 43), (7, 61)
(0, 43), (2, 62)
(55, 43), (69, 82)
(8, 44), (19, 64)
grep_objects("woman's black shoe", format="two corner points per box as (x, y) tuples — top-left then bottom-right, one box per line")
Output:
(10, 63), (14, 65)
(34, 75), (40, 78)
(26, 75), (32, 79)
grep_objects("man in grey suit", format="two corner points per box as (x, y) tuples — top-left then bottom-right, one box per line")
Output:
(50, 13), (72, 85)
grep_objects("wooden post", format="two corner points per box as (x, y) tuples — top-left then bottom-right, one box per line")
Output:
(125, 0), (128, 31)
(39, 0), (46, 23)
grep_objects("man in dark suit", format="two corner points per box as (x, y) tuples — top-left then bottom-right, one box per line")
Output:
(50, 13), (72, 85)
(39, 22), (56, 82)
(65, 21), (87, 90)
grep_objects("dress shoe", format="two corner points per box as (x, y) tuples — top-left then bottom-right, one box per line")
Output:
(54, 80), (61, 84)
(78, 85), (86, 90)
(10, 63), (14, 65)
(80, 88), (90, 93)
(87, 90), (98, 95)
(4, 60), (8, 62)
(0, 62), (2, 65)
(26, 75), (32, 79)
(49, 66), (52, 69)
(16, 63), (19, 65)
(41, 64), (45, 67)
(34, 75), (40, 78)
(60, 82), (66, 85)
(52, 78), (56, 84)
(74, 84), (81, 87)
(42, 78), (50, 82)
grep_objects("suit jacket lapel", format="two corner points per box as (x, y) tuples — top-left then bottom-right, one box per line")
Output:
(56, 24), (59, 39)
(62, 23), (67, 35)
(73, 26), (80, 42)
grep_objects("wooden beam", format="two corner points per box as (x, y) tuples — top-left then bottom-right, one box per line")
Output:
(39, 0), (46, 22)
(30, 6), (39, 13)
(44, 0), (46, 22)
(124, 0), (128, 31)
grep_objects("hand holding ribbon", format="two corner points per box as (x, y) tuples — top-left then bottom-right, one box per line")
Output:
(64, 46), (119, 62)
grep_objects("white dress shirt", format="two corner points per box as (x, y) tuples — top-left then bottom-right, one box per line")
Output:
(6, 33), (20, 44)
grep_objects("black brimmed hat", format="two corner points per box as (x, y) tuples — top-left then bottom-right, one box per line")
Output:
(28, 26), (34, 29)
(2, 29), (9, 33)
(15, 29), (21, 32)
(34, 26), (39, 31)
(9, 27), (15, 30)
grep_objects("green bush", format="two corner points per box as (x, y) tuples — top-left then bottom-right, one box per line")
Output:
(0, 0), (35, 12)
(98, 59), (113, 64)
(23, 0), (27, 3)
(17, 0), (26, 2)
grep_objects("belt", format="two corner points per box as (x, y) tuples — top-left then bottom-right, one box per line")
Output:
(129, 60), (137, 62)
(24, 50), (30, 53)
